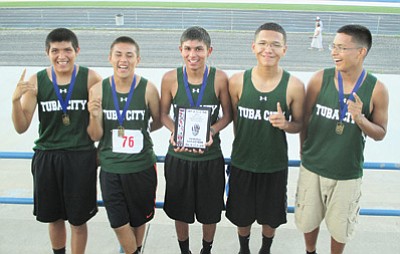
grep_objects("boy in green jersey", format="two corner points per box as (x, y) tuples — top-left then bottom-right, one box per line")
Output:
(160, 26), (232, 254)
(226, 22), (305, 254)
(296, 24), (389, 254)
(87, 36), (162, 254)
(11, 28), (102, 254)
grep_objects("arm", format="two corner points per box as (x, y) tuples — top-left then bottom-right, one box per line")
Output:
(87, 68), (103, 90)
(228, 72), (244, 136)
(313, 27), (320, 37)
(87, 82), (103, 141)
(300, 70), (323, 148)
(146, 80), (162, 132)
(86, 68), (104, 141)
(348, 80), (388, 141)
(160, 70), (181, 149)
(160, 70), (177, 133)
(11, 69), (37, 134)
(200, 69), (233, 151)
(211, 69), (232, 135)
(270, 75), (305, 133)
(160, 70), (192, 153)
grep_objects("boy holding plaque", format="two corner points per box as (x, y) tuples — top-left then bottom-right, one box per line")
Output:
(226, 22), (305, 254)
(87, 36), (161, 254)
(11, 28), (102, 254)
(160, 26), (232, 254)
(295, 25), (388, 254)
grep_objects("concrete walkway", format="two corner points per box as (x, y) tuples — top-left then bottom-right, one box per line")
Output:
(1, 159), (399, 253)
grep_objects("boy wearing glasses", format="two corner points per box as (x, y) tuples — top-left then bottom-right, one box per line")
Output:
(226, 22), (305, 254)
(295, 24), (389, 254)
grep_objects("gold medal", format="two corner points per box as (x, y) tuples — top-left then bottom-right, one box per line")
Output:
(118, 126), (125, 137)
(62, 114), (70, 126)
(336, 122), (344, 135)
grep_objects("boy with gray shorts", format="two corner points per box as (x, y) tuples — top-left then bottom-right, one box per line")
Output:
(296, 24), (389, 254)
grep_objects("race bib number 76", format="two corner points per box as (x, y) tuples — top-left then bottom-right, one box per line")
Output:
(112, 129), (144, 154)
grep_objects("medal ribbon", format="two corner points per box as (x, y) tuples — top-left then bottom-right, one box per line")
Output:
(338, 69), (365, 122)
(111, 75), (137, 127)
(51, 65), (77, 115)
(183, 66), (208, 107)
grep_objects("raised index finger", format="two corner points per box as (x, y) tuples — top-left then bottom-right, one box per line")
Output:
(277, 102), (282, 114)
(353, 92), (361, 103)
(19, 68), (26, 82)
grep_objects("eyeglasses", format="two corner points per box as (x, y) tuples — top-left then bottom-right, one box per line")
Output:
(257, 42), (284, 50)
(328, 44), (362, 53)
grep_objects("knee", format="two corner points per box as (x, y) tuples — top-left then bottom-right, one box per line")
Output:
(70, 223), (87, 234)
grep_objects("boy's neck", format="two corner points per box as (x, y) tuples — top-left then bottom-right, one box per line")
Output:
(51, 65), (76, 85)
(113, 74), (136, 93)
(185, 65), (208, 84)
(254, 65), (282, 80)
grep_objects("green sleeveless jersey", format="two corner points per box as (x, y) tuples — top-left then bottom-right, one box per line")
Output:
(34, 66), (94, 151)
(231, 68), (290, 173)
(302, 68), (376, 180)
(98, 77), (156, 174)
(168, 66), (223, 161)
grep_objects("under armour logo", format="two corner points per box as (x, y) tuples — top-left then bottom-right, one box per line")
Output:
(59, 88), (67, 94)
(192, 88), (200, 93)
(259, 96), (268, 101)
(120, 97), (128, 102)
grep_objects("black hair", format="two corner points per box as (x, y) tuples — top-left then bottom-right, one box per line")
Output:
(337, 24), (372, 54)
(254, 22), (287, 43)
(180, 26), (211, 49)
(110, 36), (140, 56)
(45, 28), (79, 53)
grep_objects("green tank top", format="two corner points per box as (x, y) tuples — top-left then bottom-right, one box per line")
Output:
(302, 68), (376, 180)
(231, 68), (290, 173)
(167, 66), (223, 161)
(34, 66), (94, 151)
(98, 77), (156, 174)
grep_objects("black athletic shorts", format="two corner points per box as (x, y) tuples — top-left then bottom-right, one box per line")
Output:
(163, 154), (225, 224)
(100, 165), (157, 228)
(225, 165), (288, 228)
(31, 149), (98, 226)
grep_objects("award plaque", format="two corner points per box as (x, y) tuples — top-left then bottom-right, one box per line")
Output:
(174, 106), (211, 149)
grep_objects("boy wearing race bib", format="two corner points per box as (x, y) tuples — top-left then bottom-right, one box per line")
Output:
(87, 36), (162, 254)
